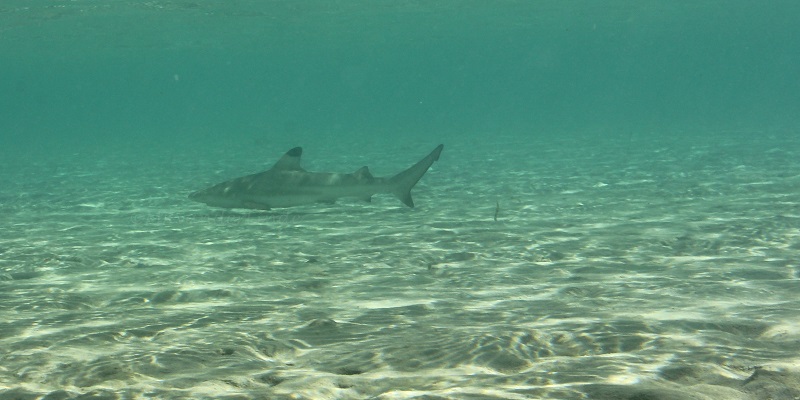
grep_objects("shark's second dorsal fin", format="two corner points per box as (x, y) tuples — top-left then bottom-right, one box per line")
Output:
(272, 147), (304, 171)
(353, 166), (374, 181)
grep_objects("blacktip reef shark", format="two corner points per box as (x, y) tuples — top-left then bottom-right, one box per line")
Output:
(189, 144), (444, 210)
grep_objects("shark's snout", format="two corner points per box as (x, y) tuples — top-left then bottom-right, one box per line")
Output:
(188, 189), (213, 204)
(188, 186), (251, 209)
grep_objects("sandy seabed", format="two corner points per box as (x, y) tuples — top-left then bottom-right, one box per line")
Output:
(1, 133), (799, 399)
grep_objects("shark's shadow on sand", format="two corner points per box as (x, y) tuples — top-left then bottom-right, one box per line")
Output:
(189, 144), (444, 211)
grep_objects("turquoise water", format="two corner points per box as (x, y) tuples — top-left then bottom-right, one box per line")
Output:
(2, 2), (799, 399)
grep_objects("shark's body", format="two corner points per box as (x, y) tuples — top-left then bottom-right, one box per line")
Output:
(189, 144), (443, 210)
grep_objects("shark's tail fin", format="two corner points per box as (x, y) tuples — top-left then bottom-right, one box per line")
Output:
(389, 144), (444, 207)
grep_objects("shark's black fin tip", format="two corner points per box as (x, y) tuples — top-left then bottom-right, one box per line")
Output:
(432, 144), (444, 160)
(389, 144), (442, 207)
(272, 147), (305, 171)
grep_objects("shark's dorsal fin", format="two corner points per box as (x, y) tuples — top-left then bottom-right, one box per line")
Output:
(353, 166), (374, 181)
(271, 147), (305, 171)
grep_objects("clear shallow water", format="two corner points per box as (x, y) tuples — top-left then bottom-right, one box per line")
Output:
(2, 1), (800, 399)
(2, 133), (799, 399)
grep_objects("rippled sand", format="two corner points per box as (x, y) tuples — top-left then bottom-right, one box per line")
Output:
(1, 133), (799, 399)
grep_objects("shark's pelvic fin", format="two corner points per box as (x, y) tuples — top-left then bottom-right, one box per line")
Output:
(272, 147), (305, 171)
(389, 144), (444, 208)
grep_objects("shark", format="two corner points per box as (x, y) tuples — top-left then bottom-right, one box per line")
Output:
(189, 144), (444, 210)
